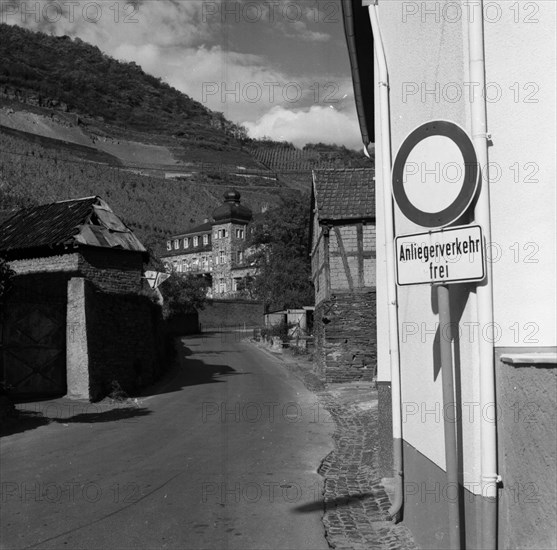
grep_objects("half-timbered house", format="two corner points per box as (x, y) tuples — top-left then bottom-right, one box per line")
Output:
(310, 168), (376, 382)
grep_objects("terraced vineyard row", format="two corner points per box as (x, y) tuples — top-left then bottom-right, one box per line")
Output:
(248, 144), (369, 172)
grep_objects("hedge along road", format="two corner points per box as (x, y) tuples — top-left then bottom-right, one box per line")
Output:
(1, 331), (334, 550)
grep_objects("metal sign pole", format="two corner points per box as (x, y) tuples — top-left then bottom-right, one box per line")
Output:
(437, 283), (461, 549)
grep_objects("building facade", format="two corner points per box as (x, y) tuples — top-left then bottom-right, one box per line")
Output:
(161, 190), (254, 298)
(310, 168), (376, 383)
(343, 1), (556, 549)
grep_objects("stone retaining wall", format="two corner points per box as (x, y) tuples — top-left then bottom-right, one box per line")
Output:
(198, 299), (264, 328)
(314, 290), (376, 383)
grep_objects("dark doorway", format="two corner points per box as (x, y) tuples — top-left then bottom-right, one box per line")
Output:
(1, 281), (67, 398)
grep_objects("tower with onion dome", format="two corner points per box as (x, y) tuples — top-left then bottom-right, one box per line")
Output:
(210, 190), (253, 297)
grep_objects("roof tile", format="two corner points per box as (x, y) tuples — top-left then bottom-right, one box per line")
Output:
(313, 168), (375, 221)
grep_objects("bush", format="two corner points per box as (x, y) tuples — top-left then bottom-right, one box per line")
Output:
(158, 272), (209, 319)
(260, 320), (294, 342)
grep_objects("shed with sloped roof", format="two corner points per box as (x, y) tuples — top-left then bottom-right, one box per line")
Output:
(0, 197), (161, 401)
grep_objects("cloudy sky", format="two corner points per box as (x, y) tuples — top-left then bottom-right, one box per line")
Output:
(3, 0), (364, 148)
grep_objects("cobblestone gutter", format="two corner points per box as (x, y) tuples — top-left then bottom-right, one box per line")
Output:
(257, 342), (420, 550)
(316, 388), (419, 550)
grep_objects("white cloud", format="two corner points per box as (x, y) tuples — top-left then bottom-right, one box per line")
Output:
(5, 0), (211, 50)
(274, 15), (331, 42)
(232, 0), (332, 42)
(243, 105), (363, 149)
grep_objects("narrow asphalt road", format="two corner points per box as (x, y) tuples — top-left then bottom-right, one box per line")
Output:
(1, 332), (334, 550)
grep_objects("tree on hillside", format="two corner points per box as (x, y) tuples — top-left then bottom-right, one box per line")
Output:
(158, 272), (209, 319)
(242, 193), (314, 311)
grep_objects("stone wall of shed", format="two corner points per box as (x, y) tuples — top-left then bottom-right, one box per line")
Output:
(314, 290), (377, 383)
(6, 250), (166, 401)
(8, 251), (144, 295)
(9, 253), (80, 276)
(85, 282), (165, 401)
(79, 248), (144, 294)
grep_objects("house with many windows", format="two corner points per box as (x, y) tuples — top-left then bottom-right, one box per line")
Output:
(161, 190), (255, 298)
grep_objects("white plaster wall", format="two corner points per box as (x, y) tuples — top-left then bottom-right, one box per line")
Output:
(484, 2), (557, 347)
(374, 0), (480, 484)
(374, 0), (556, 492)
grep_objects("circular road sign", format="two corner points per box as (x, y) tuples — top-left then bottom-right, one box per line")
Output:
(392, 121), (479, 228)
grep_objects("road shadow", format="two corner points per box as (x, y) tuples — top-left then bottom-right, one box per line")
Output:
(292, 492), (378, 513)
(0, 410), (51, 437)
(1, 405), (152, 437)
(60, 407), (151, 423)
(140, 337), (248, 397)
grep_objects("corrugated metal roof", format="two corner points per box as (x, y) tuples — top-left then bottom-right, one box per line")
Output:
(312, 168), (375, 222)
(0, 196), (146, 254)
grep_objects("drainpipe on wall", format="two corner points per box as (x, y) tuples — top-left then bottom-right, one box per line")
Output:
(468, 3), (499, 548)
(364, 0), (404, 523)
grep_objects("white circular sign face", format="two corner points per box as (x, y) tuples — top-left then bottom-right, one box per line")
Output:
(392, 121), (479, 228)
(402, 136), (464, 214)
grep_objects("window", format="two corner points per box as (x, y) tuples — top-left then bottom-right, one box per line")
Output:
(182, 259), (187, 271)
(173, 239), (179, 250)
(214, 231), (218, 240)
(166, 241), (172, 251)
(193, 236), (199, 247)
(220, 250), (227, 264)
(172, 261), (178, 270)
(184, 238), (189, 248)
(203, 234), (209, 245)
(237, 251), (243, 263)
(235, 228), (244, 239)
(219, 278), (226, 293)
(218, 229), (227, 238)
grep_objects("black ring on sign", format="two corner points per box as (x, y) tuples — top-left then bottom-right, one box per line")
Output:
(392, 121), (479, 228)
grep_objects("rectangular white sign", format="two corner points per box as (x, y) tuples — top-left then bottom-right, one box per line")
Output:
(395, 225), (485, 286)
